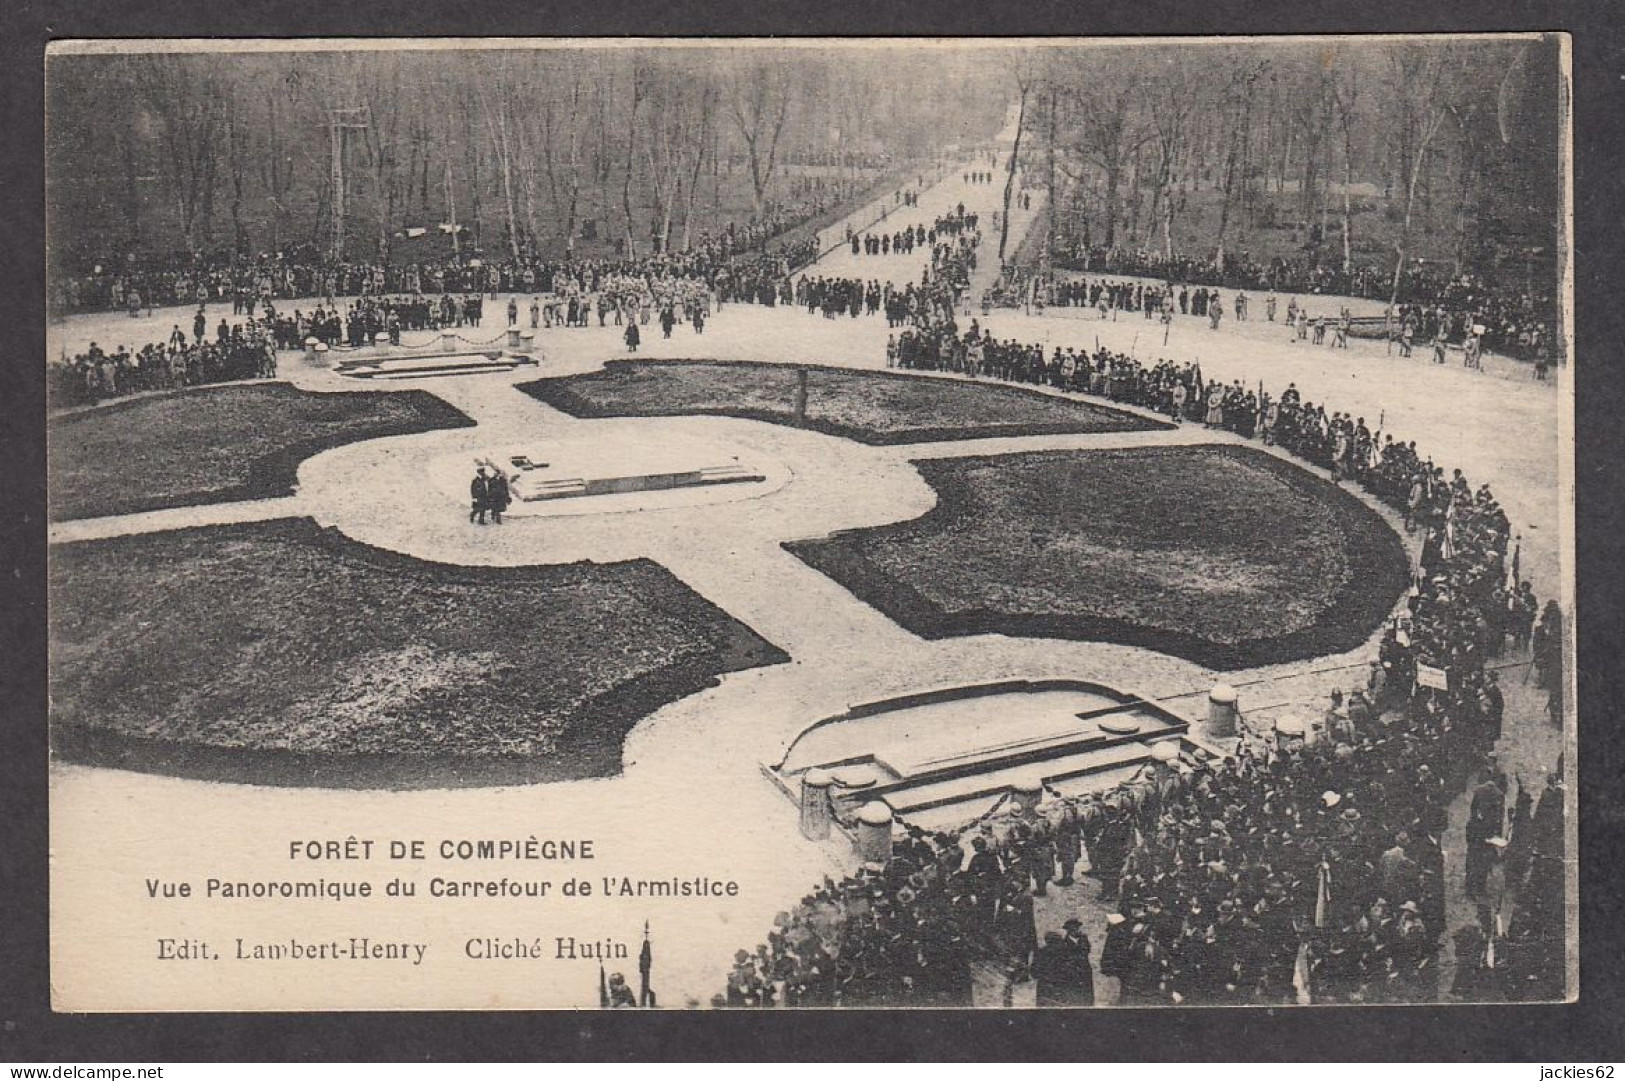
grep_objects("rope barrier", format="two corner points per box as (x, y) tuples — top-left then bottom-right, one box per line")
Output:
(456, 330), (511, 347)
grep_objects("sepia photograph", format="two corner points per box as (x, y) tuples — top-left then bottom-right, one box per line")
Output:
(39, 34), (1575, 1016)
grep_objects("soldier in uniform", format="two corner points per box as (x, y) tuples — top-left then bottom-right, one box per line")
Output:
(1053, 801), (1083, 886)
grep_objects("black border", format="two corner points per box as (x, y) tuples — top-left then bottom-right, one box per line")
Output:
(5, 6), (1624, 1064)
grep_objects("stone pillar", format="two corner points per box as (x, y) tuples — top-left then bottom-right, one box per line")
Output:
(1207, 683), (1239, 738)
(799, 769), (834, 841)
(1299, 711), (1324, 747)
(1274, 715), (1306, 752)
(442, 331), (459, 353)
(855, 802), (894, 864)
(519, 332), (536, 356)
(1010, 776), (1044, 815)
(507, 327), (523, 349)
(1149, 739), (1180, 775)
(303, 337), (320, 365)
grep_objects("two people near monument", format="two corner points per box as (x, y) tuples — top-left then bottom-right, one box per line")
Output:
(468, 465), (511, 525)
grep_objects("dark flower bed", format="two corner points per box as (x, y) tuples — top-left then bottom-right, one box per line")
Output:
(518, 360), (1168, 445)
(786, 445), (1409, 670)
(49, 383), (475, 522)
(48, 518), (787, 788)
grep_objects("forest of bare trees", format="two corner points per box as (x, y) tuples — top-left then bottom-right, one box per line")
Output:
(46, 46), (1009, 270)
(1009, 39), (1561, 294)
(47, 39), (1560, 298)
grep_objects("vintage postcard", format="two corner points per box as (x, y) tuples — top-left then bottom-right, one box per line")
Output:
(44, 35), (1575, 1011)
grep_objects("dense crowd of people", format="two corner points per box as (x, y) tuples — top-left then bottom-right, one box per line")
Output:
(49, 240), (828, 410)
(1046, 243), (1556, 363)
(996, 266), (1547, 373)
(790, 208), (984, 329)
(50, 314), (276, 408)
(50, 170), (898, 318)
(720, 323), (1565, 1008)
(845, 205), (980, 260)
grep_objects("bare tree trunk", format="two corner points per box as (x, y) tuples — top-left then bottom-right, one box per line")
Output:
(1341, 119), (1355, 275)
(541, 74), (584, 258)
(444, 155), (459, 257)
(1102, 153), (1120, 249)
(121, 130), (141, 248)
(514, 117), (540, 257)
(622, 67), (644, 258)
(477, 84), (522, 261)
(730, 66), (792, 220)
(1045, 84), (1058, 251)
(1391, 108), (1446, 305)
(680, 88), (714, 251)
(999, 85), (1028, 264)
(460, 99), (483, 251)
(227, 114), (246, 254)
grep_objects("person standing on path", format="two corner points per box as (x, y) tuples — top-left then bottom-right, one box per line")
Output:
(469, 466), (491, 525)
(487, 469), (511, 525)
(1062, 918), (1097, 1007)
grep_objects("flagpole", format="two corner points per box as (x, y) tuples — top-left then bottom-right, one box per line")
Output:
(638, 920), (654, 1008)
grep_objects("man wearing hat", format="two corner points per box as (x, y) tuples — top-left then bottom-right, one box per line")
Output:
(1380, 834), (1422, 904)
(1031, 931), (1071, 1007)
(967, 836), (1004, 921)
(487, 467), (511, 525)
(1098, 911), (1132, 999)
(1061, 917), (1096, 1006)
(1053, 801), (1083, 887)
(469, 465), (492, 525)
(1023, 818), (1056, 898)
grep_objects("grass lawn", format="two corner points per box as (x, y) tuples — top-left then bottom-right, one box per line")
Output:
(519, 361), (1168, 445)
(48, 383), (475, 522)
(786, 445), (1409, 670)
(48, 517), (788, 787)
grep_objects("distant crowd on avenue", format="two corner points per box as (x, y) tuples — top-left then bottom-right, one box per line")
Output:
(1045, 240), (1556, 365)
